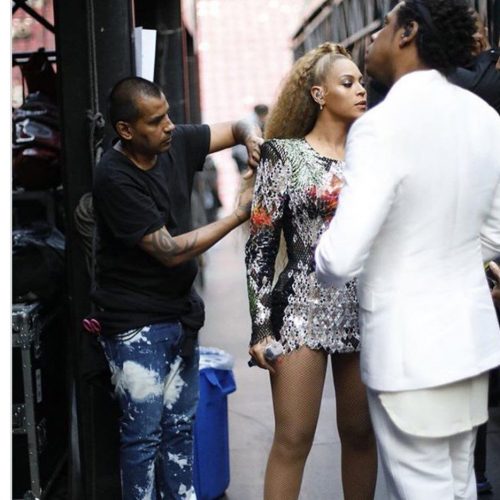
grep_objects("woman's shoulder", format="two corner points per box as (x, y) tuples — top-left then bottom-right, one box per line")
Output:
(262, 137), (304, 156)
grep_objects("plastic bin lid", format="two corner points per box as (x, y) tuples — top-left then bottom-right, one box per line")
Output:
(199, 346), (234, 370)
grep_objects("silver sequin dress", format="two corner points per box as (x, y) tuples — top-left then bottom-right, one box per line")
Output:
(245, 138), (360, 354)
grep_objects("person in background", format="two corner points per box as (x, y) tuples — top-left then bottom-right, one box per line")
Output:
(449, 9), (500, 114)
(191, 156), (222, 290)
(315, 1), (500, 498)
(246, 42), (377, 500)
(449, 10), (500, 495)
(199, 156), (222, 224)
(232, 104), (269, 173)
(92, 76), (262, 500)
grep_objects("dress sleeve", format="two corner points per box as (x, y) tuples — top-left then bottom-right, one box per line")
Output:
(245, 141), (288, 345)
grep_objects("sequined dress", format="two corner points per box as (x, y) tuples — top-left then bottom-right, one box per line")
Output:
(245, 138), (360, 354)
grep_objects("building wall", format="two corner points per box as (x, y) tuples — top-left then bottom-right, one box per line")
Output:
(12, 0), (55, 108)
(195, 0), (306, 207)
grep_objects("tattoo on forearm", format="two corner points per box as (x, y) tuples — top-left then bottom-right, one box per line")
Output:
(151, 230), (199, 261)
(151, 231), (180, 257)
(183, 233), (198, 254)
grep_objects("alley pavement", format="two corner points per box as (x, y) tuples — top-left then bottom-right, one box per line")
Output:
(199, 231), (500, 500)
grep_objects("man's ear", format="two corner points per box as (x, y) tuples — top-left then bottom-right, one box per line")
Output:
(399, 21), (418, 48)
(116, 121), (133, 141)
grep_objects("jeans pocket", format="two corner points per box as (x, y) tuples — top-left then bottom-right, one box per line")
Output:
(117, 327), (143, 342)
(143, 321), (184, 353)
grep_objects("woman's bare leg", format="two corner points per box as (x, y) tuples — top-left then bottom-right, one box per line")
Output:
(332, 352), (377, 500)
(264, 347), (328, 500)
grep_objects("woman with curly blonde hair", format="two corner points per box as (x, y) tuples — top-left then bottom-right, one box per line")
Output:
(245, 42), (377, 499)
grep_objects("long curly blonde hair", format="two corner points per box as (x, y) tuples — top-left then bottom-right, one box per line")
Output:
(265, 43), (351, 140)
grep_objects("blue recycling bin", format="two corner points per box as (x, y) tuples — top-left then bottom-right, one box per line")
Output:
(193, 347), (236, 500)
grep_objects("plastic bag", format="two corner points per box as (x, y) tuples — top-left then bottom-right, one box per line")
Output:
(199, 346), (234, 371)
(12, 224), (65, 303)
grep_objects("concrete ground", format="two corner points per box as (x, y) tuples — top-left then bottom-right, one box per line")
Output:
(199, 231), (500, 500)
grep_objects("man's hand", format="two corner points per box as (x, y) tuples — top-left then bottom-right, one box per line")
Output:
(489, 261), (500, 307)
(243, 131), (264, 173)
(140, 176), (256, 267)
(231, 119), (263, 176)
(234, 169), (256, 222)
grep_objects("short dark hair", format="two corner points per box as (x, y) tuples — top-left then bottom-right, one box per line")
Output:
(108, 77), (164, 130)
(396, 0), (476, 74)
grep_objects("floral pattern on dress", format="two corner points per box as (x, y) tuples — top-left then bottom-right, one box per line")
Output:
(245, 138), (360, 354)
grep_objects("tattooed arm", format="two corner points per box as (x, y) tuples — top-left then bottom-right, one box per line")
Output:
(140, 120), (261, 267)
(139, 173), (254, 267)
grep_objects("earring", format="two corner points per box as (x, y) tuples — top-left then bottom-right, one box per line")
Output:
(314, 91), (324, 110)
(315, 98), (324, 110)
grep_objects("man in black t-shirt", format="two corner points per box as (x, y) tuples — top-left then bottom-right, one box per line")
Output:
(449, 11), (500, 115)
(91, 77), (262, 500)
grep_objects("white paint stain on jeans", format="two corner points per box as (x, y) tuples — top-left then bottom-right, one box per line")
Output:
(178, 484), (197, 499)
(122, 327), (152, 346)
(163, 356), (186, 409)
(131, 461), (155, 500)
(168, 452), (189, 470)
(114, 361), (163, 401)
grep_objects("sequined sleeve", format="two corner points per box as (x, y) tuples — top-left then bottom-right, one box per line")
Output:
(245, 141), (288, 346)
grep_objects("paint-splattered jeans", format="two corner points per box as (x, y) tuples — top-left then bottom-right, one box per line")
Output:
(99, 322), (199, 500)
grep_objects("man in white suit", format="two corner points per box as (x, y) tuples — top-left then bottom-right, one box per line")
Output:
(315, 1), (500, 498)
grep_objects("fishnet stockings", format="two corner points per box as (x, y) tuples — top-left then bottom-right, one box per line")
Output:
(263, 348), (377, 500)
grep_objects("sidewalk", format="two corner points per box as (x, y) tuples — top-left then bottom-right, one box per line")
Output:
(199, 231), (500, 500)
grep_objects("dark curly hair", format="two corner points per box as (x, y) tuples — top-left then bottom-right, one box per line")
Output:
(396, 0), (476, 74)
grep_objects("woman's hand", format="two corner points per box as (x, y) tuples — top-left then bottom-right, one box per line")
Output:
(249, 336), (279, 373)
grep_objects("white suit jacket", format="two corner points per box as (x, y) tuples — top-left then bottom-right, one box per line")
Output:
(315, 70), (500, 392)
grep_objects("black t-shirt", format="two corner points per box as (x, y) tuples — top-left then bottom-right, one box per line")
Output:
(449, 49), (500, 115)
(91, 124), (211, 335)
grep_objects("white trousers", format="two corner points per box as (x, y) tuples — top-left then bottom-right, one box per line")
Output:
(367, 389), (478, 500)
